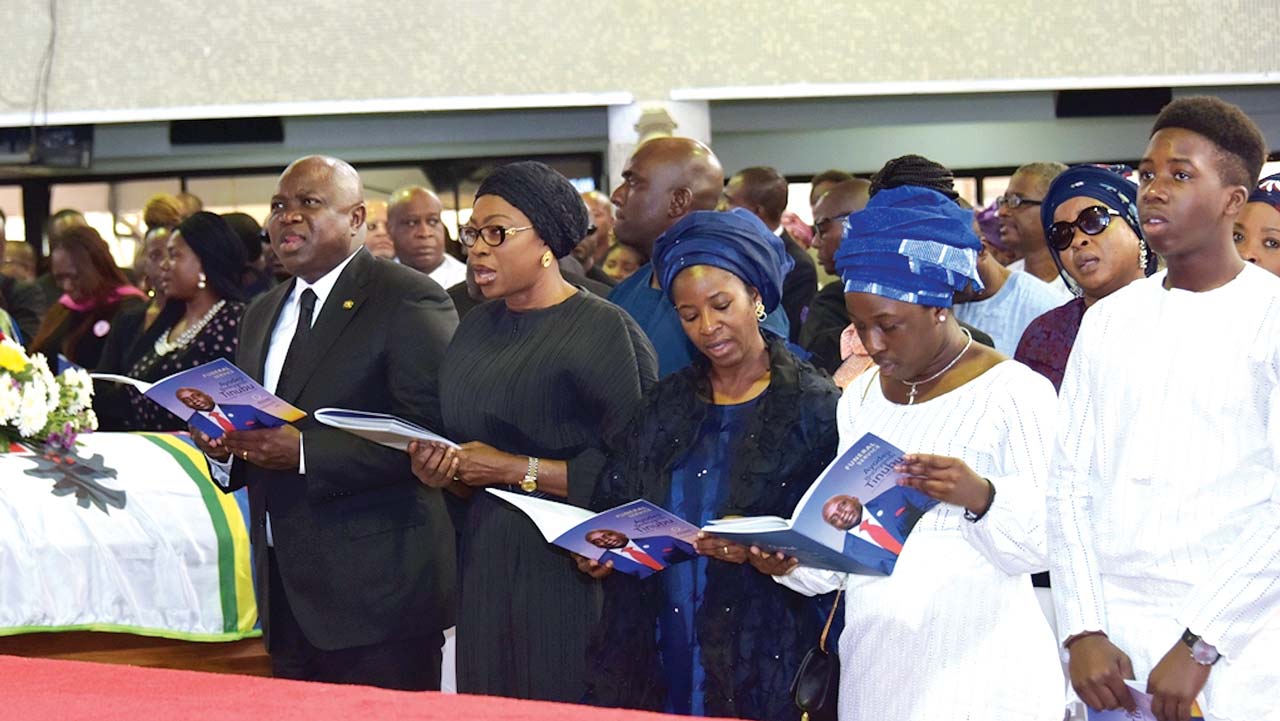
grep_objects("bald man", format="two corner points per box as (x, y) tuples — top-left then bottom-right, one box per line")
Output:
(362, 199), (396, 259)
(608, 137), (790, 376)
(798, 179), (870, 373)
(388, 185), (466, 290)
(193, 155), (458, 690)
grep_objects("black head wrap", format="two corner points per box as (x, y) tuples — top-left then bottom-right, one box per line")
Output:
(474, 161), (590, 258)
(175, 211), (248, 302)
(869, 155), (960, 201)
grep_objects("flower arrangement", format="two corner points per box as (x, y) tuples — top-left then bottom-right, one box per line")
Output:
(0, 336), (97, 454)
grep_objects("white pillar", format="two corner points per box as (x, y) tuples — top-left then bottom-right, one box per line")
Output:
(605, 100), (711, 194)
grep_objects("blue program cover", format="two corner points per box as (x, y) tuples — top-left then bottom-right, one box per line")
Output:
(487, 490), (702, 579)
(95, 358), (306, 439)
(702, 432), (937, 575)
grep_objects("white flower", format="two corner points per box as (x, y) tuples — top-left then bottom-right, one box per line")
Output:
(0, 375), (19, 424)
(16, 383), (49, 437)
(60, 367), (93, 413)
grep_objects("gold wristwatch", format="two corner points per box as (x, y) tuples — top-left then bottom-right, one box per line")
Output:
(520, 456), (539, 492)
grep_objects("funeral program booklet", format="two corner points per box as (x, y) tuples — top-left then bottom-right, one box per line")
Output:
(314, 407), (458, 451)
(1085, 678), (1204, 720)
(92, 358), (305, 439)
(488, 489), (702, 579)
(701, 432), (937, 575)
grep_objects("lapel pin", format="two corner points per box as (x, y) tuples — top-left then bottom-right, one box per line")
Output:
(342, 300), (355, 310)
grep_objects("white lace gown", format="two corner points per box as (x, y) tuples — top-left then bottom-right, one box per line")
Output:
(778, 360), (1065, 721)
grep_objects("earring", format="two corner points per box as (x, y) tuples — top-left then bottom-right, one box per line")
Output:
(540, 250), (554, 268)
(1137, 239), (1150, 271)
(197, 272), (207, 290)
(754, 301), (767, 322)
(937, 312), (947, 323)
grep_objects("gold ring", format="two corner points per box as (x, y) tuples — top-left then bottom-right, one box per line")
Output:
(722, 546), (729, 556)
(242, 450), (249, 460)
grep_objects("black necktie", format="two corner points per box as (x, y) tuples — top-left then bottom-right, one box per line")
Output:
(277, 288), (316, 392)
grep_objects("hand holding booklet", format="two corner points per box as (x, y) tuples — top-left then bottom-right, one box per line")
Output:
(92, 358), (305, 439)
(701, 432), (936, 575)
(313, 408), (458, 451)
(487, 489), (701, 578)
(1085, 678), (1204, 720)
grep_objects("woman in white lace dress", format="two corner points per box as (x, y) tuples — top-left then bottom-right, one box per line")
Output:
(759, 182), (1065, 721)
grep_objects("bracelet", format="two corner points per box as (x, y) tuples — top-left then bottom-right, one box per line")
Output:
(1063, 630), (1108, 649)
(964, 478), (997, 522)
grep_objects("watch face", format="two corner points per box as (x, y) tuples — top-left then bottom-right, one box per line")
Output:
(1191, 640), (1219, 665)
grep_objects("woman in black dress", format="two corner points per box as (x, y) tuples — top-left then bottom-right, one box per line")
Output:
(408, 161), (656, 702)
(94, 212), (247, 430)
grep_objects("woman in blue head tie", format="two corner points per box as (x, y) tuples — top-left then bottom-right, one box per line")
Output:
(761, 185), (1066, 721)
(1015, 165), (1156, 391)
(580, 208), (841, 721)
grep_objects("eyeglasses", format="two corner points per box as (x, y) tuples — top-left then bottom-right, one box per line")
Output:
(995, 193), (1042, 209)
(813, 212), (853, 237)
(1047, 205), (1122, 251)
(458, 224), (533, 248)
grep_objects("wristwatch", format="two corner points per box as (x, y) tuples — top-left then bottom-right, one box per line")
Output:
(520, 456), (540, 493)
(1181, 628), (1221, 666)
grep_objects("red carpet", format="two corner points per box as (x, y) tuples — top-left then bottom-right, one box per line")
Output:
(1, 654), (736, 721)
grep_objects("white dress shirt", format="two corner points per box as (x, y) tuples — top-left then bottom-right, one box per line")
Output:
(427, 253), (467, 291)
(778, 361), (1065, 721)
(954, 270), (1072, 355)
(1048, 264), (1280, 721)
(208, 249), (363, 543)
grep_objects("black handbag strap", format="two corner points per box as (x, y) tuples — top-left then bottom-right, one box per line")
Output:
(819, 588), (842, 653)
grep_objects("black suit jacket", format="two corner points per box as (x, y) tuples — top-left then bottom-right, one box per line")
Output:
(223, 250), (459, 652)
(780, 232), (818, 343)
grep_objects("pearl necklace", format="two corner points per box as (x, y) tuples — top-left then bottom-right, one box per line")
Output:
(154, 299), (225, 357)
(900, 328), (972, 405)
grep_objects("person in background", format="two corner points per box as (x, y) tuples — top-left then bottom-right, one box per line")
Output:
(581, 209), (839, 720)
(2, 240), (37, 282)
(389, 185), (467, 290)
(575, 190), (616, 285)
(763, 185), (1065, 721)
(610, 138), (790, 377)
(0, 208), (48, 343)
(361, 199), (396, 260)
(1050, 95), (1279, 721)
(1015, 166), (1156, 392)
(97, 194), (185, 386)
(808, 169), (855, 216)
(1234, 172), (1280, 277)
(222, 212), (274, 298)
(95, 212), (247, 431)
(721, 166), (817, 342)
(975, 199), (1021, 266)
(36, 209), (89, 306)
(602, 242), (644, 283)
(954, 194), (1071, 354)
(30, 225), (145, 371)
(408, 161), (656, 703)
(799, 178), (871, 373)
(176, 191), (203, 219)
(999, 162), (1074, 297)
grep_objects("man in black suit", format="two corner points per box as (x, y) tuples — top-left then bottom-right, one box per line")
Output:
(721, 166), (817, 342)
(192, 155), (458, 690)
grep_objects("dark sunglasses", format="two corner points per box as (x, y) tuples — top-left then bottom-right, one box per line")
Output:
(1047, 205), (1122, 251)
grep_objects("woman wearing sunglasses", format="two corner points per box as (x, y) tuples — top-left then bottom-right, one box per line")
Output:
(1234, 172), (1280, 278)
(406, 161), (657, 703)
(1014, 165), (1157, 392)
